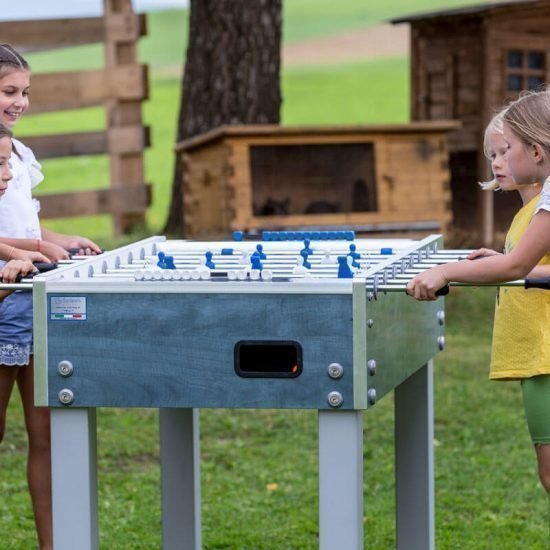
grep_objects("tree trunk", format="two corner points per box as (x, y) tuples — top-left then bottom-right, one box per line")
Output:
(164, 0), (282, 235)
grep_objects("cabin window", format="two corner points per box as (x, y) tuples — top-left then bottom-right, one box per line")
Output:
(507, 50), (523, 69)
(505, 49), (545, 93)
(528, 51), (544, 70)
(507, 74), (522, 92)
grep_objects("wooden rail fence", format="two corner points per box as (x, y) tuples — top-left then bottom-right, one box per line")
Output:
(0, 0), (151, 235)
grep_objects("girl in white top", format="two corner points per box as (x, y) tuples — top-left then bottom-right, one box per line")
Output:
(0, 124), (43, 298)
(0, 43), (100, 550)
(0, 124), (41, 298)
(0, 46), (100, 259)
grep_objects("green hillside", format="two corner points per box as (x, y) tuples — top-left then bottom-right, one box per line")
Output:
(24, 0), (483, 72)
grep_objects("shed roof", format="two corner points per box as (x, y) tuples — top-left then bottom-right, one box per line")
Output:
(391, 0), (538, 24)
(175, 122), (461, 153)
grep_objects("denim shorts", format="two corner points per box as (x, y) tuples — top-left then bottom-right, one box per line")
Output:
(0, 291), (33, 366)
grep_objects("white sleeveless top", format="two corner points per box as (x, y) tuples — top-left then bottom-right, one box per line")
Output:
(535, 177), (550, 214)
(0, 138), (43, 240)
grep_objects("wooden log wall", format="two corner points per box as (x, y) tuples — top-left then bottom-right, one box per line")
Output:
(407, 2), (550, 245)
(183, 143), (231, 237)
(0, 0), (150, 233)
(410, 19), (483, 154)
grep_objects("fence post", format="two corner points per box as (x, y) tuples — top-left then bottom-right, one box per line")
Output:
(104, 0), (149, 235)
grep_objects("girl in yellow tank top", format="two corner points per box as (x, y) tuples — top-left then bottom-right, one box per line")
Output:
(488, 194), (550, 379)
(467, 113), (550, 505)
(408, 104), (550, 514)
(469, 113), (549, 380)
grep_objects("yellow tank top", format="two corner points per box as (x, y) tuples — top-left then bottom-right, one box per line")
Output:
(489, 194), (550, 380)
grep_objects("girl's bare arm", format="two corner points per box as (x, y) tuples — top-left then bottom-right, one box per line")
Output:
(407, 211), (550, 300)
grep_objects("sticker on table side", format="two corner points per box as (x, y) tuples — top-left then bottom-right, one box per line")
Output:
(50, 296), (87, 321)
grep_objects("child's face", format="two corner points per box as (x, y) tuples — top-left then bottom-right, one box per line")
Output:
(0, 136), (13, 197)
(0, 69), (30, 129)
(502, 122), (537, 185)
(489, 133), (519, 191)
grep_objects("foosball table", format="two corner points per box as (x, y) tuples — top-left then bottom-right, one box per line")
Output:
(18, 233), (471, 548)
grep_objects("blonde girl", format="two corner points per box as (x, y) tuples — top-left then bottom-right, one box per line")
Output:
(406, 92), (550, 507)
(405, 93), (550, 292)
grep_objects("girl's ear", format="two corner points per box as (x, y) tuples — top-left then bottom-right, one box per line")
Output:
(532, 143), (546, 164)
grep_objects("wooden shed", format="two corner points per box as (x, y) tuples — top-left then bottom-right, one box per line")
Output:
(392, 0), (550, 245)
(175, 122), (458, 239)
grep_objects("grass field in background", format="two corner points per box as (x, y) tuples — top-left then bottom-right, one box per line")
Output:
(282, 0), (483, 42)
(24, 0), (483, 73)
(3, 1), (549, 547)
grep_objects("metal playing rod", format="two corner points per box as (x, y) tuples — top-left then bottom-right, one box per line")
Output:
(0, 259), (80, 292)
(0, 282), (33, 291)
(4, 277), (549, 294)
(370, 277), (550, 296)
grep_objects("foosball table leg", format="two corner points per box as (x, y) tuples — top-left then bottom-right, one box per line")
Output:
(160, 408), (201, 550)
(395, 361), (435, 550)
(318, 410), (364, 550)
(51, 408), (98, 550)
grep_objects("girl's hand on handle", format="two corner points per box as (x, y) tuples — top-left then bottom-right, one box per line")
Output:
(39, 241), (70, 261)
(467, 248), (501, 260)
(64, 236), (102, 256)
(0, 259), (37, 283)
(39, 229), (102, 256)
(406, 265), (449, 301)
(11, 248), (51, 264)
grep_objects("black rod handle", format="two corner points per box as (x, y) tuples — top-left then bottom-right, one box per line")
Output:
(436, 285), (449, 296)
(68, 247), (104, 257)
(525, 277), (550, 290)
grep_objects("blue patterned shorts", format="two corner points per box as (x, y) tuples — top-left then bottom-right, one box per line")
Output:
(0, 291), (33, 366)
